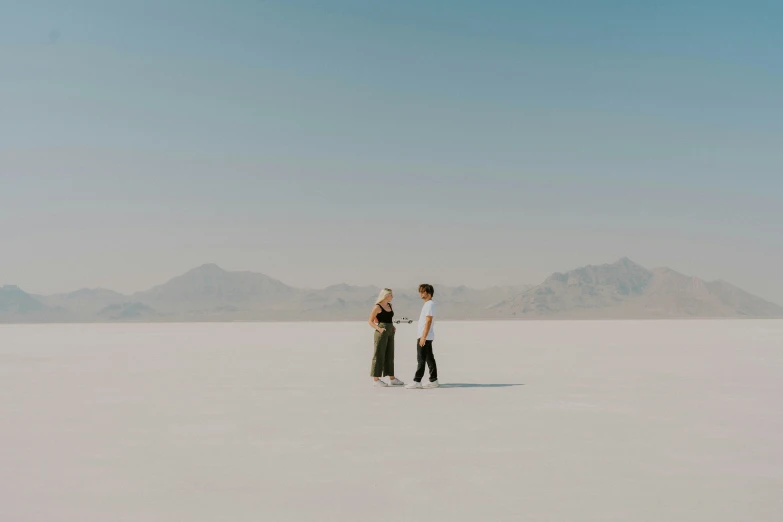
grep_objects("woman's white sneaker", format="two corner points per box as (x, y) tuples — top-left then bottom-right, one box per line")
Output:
(405, 381), (423, 389)
(373, 380), (388, 387)
(388, 378), (405, 386)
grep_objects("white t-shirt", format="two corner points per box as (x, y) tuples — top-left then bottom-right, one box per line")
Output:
(417, 300), (436, 340)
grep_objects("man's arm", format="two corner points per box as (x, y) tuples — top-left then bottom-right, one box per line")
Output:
(419, 316), (433, 346)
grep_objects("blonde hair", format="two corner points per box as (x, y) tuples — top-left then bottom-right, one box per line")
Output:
(375, 288), (393, 305)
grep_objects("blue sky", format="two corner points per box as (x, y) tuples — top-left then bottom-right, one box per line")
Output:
(1, 1), (782, 302)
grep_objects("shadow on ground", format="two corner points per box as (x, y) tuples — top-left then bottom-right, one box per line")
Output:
(439, 383), (524, 388)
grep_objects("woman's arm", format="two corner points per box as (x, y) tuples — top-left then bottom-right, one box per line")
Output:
(368, 305), (384, 332)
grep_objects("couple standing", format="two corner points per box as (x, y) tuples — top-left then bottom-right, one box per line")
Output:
(368, 284), (439, 389)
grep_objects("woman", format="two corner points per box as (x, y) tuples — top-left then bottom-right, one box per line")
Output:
(368, 288), (404, 387)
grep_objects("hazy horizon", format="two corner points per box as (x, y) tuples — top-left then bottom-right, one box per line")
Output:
(4, 258), (783, 311)
(2, 2), (782, 302)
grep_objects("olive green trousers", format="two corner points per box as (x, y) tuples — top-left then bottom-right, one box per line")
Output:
(370, 323), (395, 377)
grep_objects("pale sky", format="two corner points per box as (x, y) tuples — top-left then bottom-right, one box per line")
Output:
(1, 1), (782, 303)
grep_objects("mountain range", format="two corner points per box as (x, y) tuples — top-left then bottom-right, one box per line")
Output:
(2, 258), (782, 323)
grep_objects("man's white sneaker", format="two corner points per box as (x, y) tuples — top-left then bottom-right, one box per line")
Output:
(373, 379), (388, 387)
(405, 381), (422, 389)
(388, 378), (405, 386)
(423, 380), (439, 389)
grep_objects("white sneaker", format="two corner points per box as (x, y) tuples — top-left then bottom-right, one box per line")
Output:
(388, 378), (405, 386)
(423, 380), (439, 389)
(373, 380), (388, 387)
(405, 381), (422, 389)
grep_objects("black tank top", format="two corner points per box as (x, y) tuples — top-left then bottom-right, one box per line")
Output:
(376, 303), (394, 323)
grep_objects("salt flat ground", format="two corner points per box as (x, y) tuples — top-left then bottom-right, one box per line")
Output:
(1, 321), (782, 522)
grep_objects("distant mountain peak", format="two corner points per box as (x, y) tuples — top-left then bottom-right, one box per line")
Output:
(326, 283), (353, 291)
(614, 257), (639, 267)
(64, 287), (123, 299)
(0, 285), (56, 316)
(324, 283), (379, 292)
(495, 258), (783, 318)
(190, 263), (226, 273)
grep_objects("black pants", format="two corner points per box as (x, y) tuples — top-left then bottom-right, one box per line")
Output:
(414, 339), (438, 383)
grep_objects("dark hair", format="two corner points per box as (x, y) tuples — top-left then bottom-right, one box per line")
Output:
(418, 284), (434, 297)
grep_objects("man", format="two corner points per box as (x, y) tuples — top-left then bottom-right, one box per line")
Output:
(406, 284), (439, 389)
